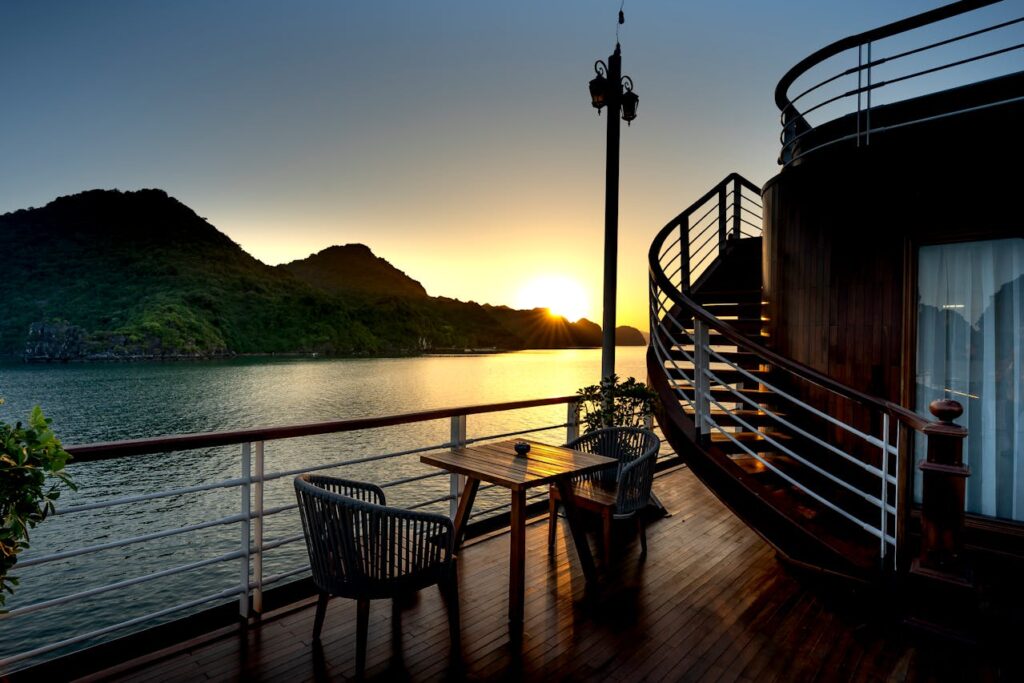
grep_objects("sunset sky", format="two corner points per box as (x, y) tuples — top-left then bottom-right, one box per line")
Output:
(0, 1), (980, 329)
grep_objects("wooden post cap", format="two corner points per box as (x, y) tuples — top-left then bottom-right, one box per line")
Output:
(929, 398), (964, 424)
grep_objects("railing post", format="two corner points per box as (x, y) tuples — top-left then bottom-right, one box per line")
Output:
(732, 179), (741, 240)
(895, 421), (912, 569)
(693, 319), (710, 439)
(912, 399), (970, 582)
(449, 415), (467, 519)
(717, 185), (728, 255)
(252, 440), (265, 616)
(865, 41), (872, 144)
(239, 442), (251, 620)
(879, 413), (890, 567)
(781, 111), (796, 164)
(680, 215), (690, 291)
(566, 399), (581, 444)
(857, 44), (863, 146)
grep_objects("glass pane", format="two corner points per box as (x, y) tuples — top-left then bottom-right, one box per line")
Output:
(916, 238), (1024, 521)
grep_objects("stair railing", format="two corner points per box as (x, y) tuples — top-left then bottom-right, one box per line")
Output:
(649, 175), (967, 571)
(776, 0), (1024, 164)
(656, 173), (763, 292)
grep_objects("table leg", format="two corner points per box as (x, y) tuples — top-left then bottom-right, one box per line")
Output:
(452, 477), (480, 549)
(509, 488), (526, 637)
(554, 479), (598, 584)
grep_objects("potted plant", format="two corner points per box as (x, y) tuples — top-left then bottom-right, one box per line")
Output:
(0, 400), (75, 610)
(576, 374), (658, 434)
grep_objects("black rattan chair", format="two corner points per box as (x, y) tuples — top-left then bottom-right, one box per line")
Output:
(547, 427), (661, 564)
(294, 474), (460, 676)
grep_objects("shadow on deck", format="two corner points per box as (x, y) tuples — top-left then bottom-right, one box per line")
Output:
(83, 466), (1009, 682)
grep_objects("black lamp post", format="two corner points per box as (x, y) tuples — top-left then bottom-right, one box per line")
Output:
(590, 43), (638, 383)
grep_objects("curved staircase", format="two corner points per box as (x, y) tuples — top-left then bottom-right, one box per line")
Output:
(645, 0), (1024, 582)
(646, 174), (931, 581)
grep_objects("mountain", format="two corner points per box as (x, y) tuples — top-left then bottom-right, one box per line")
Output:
(280, 244), (428, 299)
(615, 326), (646, 346)
(2, 189), (382, 357)
(0, 189), (646, 359)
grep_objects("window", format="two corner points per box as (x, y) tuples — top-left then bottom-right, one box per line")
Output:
(916, 238), (1024, 521)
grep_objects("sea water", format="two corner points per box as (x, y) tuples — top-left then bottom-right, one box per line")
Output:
(0, 347), (647, 667)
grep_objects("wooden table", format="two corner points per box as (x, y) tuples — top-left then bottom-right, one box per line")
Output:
(421, 439), (615, 637)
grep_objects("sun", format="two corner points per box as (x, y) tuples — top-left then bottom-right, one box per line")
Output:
(515, 275), (591, 322)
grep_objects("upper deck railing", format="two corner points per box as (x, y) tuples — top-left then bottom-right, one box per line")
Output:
(0, 395), (596, 672)
(776, 0), (1024, 164)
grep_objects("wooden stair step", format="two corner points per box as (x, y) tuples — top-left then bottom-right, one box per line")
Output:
(681, 318), (764, 333)
(709, 430), (789, 455)
(683, 408), (783, 428)
(697, 302), (764, 317)
(691, 288), (762, 303)
(668, 385), (778, 405)
(665, 348), (763, 367)
(708, 386), (775, 401)
(667, 367), (769, 385)
(729, 451), (798, 470)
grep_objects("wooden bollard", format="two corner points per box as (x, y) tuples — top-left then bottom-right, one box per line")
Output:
(914, 398), (970, 581)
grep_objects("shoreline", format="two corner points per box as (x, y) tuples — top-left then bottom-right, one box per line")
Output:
(8, 344), (647, 365)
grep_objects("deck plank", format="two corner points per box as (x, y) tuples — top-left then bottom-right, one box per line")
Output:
(82, 465), (1011, 682)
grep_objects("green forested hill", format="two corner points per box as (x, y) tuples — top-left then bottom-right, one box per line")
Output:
(280, 244), (428, 299)
(2, 189), (381, 356)
(0, 189), (642, 359)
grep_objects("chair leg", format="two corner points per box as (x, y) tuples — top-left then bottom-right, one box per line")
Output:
(637, 515), (648, 557)
(547, 493), (558, 549)
(602, 510), (613, 566)
(312, 592), (329, 641)
(439, 569), (462, 654)
(356, 597), (370, 678)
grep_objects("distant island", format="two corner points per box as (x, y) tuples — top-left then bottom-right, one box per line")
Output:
(1, 189), (646, 361)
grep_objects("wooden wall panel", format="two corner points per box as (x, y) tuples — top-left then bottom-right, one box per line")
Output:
(763, 96), (1024, 416)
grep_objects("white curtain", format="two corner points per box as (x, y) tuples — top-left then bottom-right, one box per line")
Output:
(916, 238), (1024, 521)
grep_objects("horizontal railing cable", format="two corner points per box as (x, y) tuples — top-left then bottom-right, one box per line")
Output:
(54, 477), (248, 516)
(0, 586), (244, 669)
(17, 512), (248, 569)
(0, 550), (245, 620)
(464, 422), (568, 445)
(260, 441), (453, 483)
(259, 533), (305, 553)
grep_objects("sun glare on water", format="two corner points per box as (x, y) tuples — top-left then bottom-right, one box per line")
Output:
(515, 275), (591, 322)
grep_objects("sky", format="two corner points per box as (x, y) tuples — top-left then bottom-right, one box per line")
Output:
(1, 1), (1011, 330)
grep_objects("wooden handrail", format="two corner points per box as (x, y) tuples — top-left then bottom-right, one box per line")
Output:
(66, 395), (578, 462)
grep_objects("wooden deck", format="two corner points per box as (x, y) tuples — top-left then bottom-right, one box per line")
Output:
(83, 465), (1011, 682)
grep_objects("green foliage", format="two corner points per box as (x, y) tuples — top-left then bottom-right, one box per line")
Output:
(0, 400), (75, 609)
(577, 374), (659, 434)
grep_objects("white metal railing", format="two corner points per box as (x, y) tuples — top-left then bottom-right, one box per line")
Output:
(0, 396), (584, 672)
(656, 174), (762, 291)
(777, 0), (1024, 164)
(648, 174), (926, 569)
